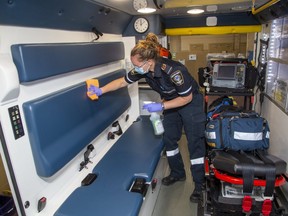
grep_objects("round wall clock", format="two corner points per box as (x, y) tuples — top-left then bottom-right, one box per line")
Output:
(134, 17), (149, 33)
(133, 0), (147, 11)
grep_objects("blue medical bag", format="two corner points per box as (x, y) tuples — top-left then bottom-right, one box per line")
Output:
(205, 110), (270, 151)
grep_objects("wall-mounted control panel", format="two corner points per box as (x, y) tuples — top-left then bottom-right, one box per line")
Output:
(8, 105), (24, 139)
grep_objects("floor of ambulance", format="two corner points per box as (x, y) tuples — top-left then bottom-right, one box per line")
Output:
(152, 134), (199, 216)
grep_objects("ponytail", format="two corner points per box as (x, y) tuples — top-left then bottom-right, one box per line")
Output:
(131, 40), (159, 61)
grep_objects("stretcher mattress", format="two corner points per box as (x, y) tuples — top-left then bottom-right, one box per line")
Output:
(211, 149), (287, 177)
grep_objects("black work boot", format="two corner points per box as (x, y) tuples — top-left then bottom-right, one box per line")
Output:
(190, 184), (205, 203)
(162, 175), (186, 186)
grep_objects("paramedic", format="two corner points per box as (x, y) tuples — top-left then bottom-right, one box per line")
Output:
(88, 39), (206, 202)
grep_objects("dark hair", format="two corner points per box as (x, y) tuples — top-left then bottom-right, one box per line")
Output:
(130, 40), (159, 61)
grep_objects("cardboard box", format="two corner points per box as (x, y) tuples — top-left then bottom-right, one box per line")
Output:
(209, 43), (234, 53)
(190, 44), (204, 52)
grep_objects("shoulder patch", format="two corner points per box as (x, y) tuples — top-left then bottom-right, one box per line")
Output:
(171, 70), (184, 86)
(130, 69), (137, 75)
(161, 64), (173, 75)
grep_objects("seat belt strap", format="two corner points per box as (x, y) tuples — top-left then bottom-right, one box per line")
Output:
(227, 150), (255, 194)
(256, 149), (276, 197)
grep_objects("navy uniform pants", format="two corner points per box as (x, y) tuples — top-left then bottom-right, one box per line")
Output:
(163, 92), (206, 187)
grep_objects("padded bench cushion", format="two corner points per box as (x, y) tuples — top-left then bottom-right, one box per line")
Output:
(211, 149), (287, 177)
(23, 70), (131, 177)
(54, 116), (164, 216)
(11, 42), (124, 83)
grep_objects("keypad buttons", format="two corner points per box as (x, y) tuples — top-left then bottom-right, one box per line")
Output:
(8, 105), (25, 139)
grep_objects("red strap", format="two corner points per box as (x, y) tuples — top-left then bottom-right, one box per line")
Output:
(262, 199), (272, 216)
(211, 113), (220, 119)
(242, 196), (252, 213)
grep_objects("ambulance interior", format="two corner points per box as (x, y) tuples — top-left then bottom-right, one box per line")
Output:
(1, 0), (288, 215)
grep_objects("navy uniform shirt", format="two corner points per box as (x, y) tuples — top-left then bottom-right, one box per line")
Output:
(125, 58), (199, 101)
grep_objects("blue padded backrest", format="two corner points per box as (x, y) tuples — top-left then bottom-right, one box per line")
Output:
(11, 42), (124, 82)
(23, 70), (131, 177)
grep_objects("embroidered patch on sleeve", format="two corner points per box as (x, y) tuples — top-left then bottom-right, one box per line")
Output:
(171, 70), (184, 86)
(130, 68), (137, 75)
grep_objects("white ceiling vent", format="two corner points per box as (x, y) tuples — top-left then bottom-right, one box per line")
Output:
(206, 16), (217, 26)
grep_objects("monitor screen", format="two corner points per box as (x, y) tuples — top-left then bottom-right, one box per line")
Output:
(217, 65), (235, 79)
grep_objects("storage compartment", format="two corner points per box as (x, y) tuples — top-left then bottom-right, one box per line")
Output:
(0, 195), (15, 216)
(274, 79), (288, 109)
(129, 177), (149, 197)
(266, 16), (288, 113)
(221, 181), (266, 201)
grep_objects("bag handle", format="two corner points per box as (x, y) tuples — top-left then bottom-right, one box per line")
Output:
(219, 110), (259, 119)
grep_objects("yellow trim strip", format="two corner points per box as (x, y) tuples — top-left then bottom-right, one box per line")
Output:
(165, 0), (250, 8)
(252, 0), (280, 15)
(165, 25), (262, 35)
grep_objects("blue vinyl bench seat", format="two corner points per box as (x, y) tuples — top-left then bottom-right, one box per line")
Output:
(11, 42), (124, 82)
(12, 42), (128, 178)
(54, 116), (164, 216)
(11, 41), (164, 216)
(22, 70), (130, 177)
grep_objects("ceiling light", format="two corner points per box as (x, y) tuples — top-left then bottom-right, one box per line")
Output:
(187, 9), (204, 14)
(137, 7), (156, 13)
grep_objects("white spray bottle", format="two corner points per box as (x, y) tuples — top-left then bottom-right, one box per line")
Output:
(150, 113), (164, 135)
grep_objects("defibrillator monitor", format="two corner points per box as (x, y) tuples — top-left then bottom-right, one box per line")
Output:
(212, 63), (246, 89)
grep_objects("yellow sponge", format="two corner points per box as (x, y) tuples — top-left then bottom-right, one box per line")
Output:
(86, 79), (99, 100)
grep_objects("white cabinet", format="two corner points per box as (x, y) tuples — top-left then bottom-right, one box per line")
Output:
(266, 16), (288, 111)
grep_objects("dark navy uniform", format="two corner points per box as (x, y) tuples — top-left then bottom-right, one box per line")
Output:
(125, 58), (206, 188)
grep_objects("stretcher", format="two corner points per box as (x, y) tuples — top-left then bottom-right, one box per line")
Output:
(202, 149), (288, 216)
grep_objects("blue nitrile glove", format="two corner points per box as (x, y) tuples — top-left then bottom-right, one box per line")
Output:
(142, 103), (163, 112)
(88, 85), (102, 96)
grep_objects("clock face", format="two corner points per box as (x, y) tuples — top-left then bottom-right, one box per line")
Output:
(134, 17), (149, 33)
(133, 0), (147, 11)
